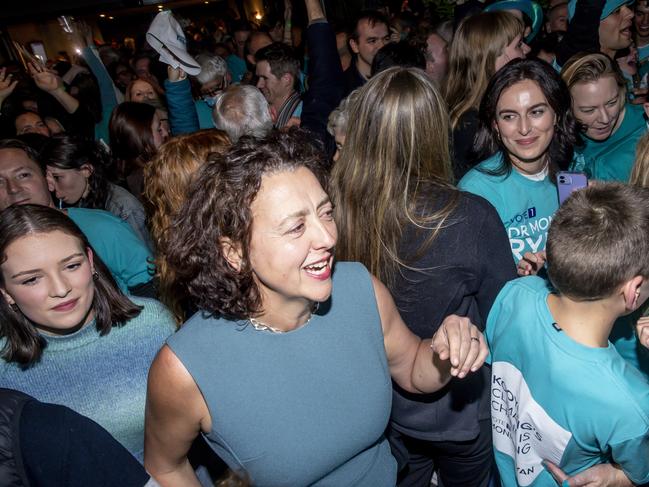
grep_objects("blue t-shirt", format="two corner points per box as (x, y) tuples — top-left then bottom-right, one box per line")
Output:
(458, 153), (559, 263)
(486, 277), (649, 487)
(67, 208), (153, 291)
(226, 54), (247, 83)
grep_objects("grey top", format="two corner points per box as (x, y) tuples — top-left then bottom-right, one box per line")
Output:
(106, 183), (153, 250)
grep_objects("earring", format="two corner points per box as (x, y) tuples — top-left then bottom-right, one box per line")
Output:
(92, 270), (99, 281)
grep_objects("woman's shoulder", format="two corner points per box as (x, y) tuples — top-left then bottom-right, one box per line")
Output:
(106, 184), (145, 212)
(453, 190), (502, 219)
(457, 153), (508, 192)
(332, 261), (369, 279)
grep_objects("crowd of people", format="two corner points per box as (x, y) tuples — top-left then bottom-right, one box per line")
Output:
(0, 0), (649, 486)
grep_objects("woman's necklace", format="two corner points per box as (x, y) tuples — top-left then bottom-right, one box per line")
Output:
(248, 303), (319, 334)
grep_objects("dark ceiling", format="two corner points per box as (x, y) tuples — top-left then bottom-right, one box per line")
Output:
(0, 0), (212, 22)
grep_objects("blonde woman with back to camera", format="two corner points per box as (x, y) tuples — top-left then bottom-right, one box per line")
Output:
(330, 67), (516, 487)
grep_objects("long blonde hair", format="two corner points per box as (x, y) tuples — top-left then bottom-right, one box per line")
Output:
(330, 67), (458, 287)
(631, 133), (649, 187)
(143, 129), (230, 322)
(444, 11), (523, 128)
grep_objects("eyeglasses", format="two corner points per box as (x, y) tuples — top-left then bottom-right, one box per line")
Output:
(200, 79), (228, 100)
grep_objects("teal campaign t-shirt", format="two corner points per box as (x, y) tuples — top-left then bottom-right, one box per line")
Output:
(486, 277), (649, 487)
(570, 103), (646, 182)
(458, 153), (559, 263)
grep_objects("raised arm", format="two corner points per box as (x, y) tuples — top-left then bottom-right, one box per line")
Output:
(164, 66), (200, 135)
(145, 345), (211, 486)
(555, 0), (606, 67)
(299, 0), (344, 142)
(373, 275), (488, 394)
(28, 62), (80, 114)
(283, 0), (293, 46)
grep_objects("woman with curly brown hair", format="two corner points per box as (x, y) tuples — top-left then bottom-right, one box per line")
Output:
(143, 129), (230, 322)
(144, 130), (488, 486)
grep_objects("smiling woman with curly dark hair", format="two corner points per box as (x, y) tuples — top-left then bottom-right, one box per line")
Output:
(145, 130), (489, 486)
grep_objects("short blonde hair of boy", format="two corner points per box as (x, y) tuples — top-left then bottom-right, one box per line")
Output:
(547, 182), (649, 301)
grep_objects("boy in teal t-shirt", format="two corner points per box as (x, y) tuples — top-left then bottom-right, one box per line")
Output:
(486, 183), (649, 486)
(458, 152), (559, 264)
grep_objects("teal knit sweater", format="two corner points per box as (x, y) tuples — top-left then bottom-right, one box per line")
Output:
(0, 297), (175, 460)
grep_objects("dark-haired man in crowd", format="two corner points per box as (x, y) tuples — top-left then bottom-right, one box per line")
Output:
(344, 10), (391, 95)
(255, 42), (302, 129)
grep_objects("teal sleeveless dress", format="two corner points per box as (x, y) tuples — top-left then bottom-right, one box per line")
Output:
(167, 262), (397, 486)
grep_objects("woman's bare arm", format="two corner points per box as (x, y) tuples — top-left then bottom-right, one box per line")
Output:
(144, 345), (211, 487)
(373, 275), (488, 394)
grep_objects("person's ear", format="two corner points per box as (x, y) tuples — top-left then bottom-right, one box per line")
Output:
(492, 120), (500, 137)
(45, 170), (55, 192)
(79, 164), (93, 179)
(86, 247), (95, 275)
(349, 38), (360, 55)
(281, 73), (293, 88)
(622, 275), (645, 311)
(0, 288), (16, 307)
(247, 54), (256, 66)
(220, 237), (243, 272)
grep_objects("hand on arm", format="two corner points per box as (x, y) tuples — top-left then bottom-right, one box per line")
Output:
(517, 251), (547, 277)
(145, 346), (210, 487)
(544, 461), (634, 487)
(28, 62), (80, 114)
(373, 275), (488, 394)
(432, 314), (489, 379)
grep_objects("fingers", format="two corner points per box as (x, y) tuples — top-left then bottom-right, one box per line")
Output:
(455, 328), (482, 378)
(439, 315), (477, 373)
(638, 324), (649, 349)
(517, 252), (546, 276)
(431, 326), (449, 362)
(471, 332), (489, 373)
(0, 68), (15, 89)
(517, 259), (533, 276)
(543, 460), (569, 486)
(445, 316), (463, 370)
